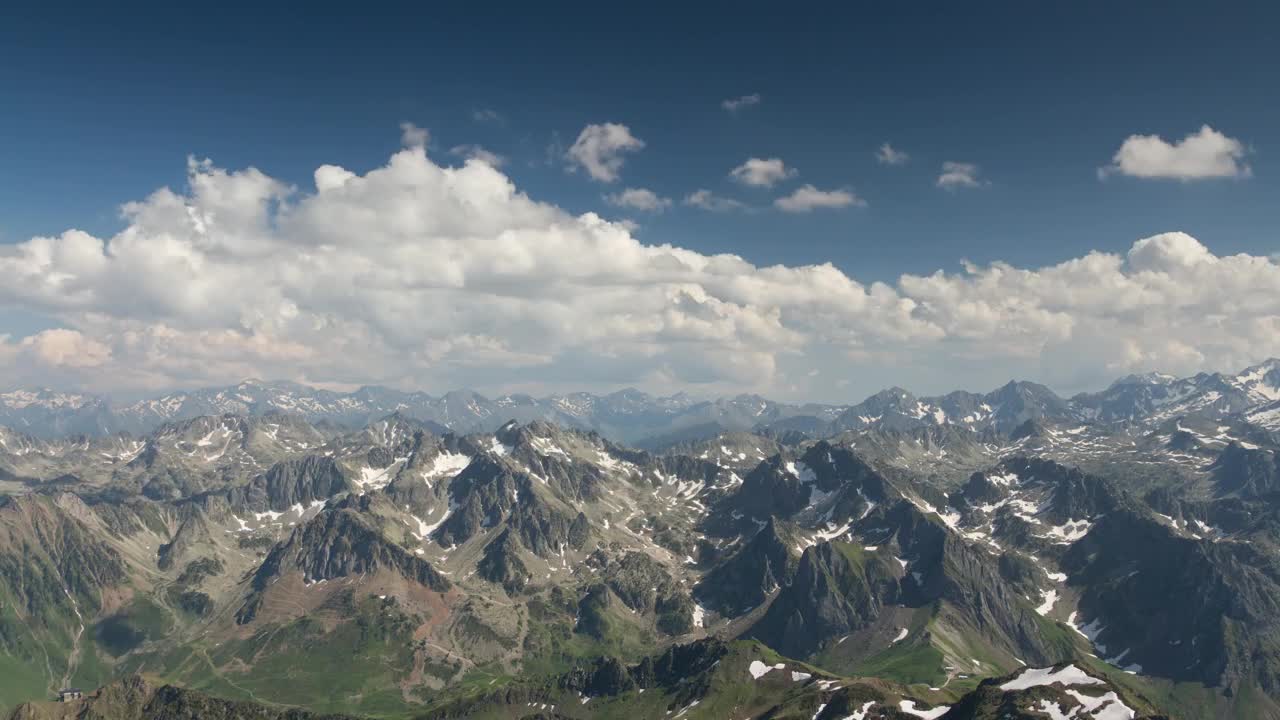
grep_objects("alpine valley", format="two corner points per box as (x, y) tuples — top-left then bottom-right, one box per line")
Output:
(2, 359), (1280, 719)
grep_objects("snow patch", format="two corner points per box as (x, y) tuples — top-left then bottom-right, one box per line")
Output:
(1035, 589), (1058, 616)
(748, 660), (786, 679)
(413, 498), (459, 540)
(1000, 664), (1102, 691)
(843, 701), (876, 720)
(786, 460), (817, 485)
(421, 451), (471, 482)
(1031, 700), (1074, 720)
(355, 456), (408, 491)
(1040, 518), (1092, 544)
(1066, 612), (1107, 651)
(987, 471), (1019, 486)
(898, 700), (950, 719)
(1066, 689), (1135, 719)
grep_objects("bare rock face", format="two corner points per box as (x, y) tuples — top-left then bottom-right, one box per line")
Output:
(228, 455), (350, 513)
(695, 516), (799, 615)
(1212, 443), (1280, 498)
(746, 539), (898, 658)
(477, 527), (530, 594)
(1064, 503), (1280, 696)
(236, 507), (450, 623)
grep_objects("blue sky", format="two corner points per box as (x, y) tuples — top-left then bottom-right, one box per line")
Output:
(0, 2), (1278, 400)
(4, 2), (1276, 273)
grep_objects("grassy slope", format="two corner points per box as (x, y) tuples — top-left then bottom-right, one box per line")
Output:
(132, 596), (422, 718)
(0, 591), (119, 711)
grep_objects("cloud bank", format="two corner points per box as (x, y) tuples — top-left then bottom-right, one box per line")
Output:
(1, 146), (1277, 399)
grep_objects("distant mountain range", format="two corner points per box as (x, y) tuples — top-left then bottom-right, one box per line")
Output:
(3, 359), (1278, 444)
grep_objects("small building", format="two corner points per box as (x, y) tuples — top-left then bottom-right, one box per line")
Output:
(57, 688), (83, 702)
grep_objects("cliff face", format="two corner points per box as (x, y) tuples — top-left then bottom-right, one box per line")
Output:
(1064, 504), (1280, 695)
(746, 540), (898, 658)
(228, 455), (351, 513)
(695, 517), (799, 615)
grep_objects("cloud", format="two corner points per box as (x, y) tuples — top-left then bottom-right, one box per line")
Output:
(1100, 125), (1251, 181)
(449, 144), (506, 167)
(774, 184), (866, 212)
(729, 158), (797, 188)
(892, 231), (1280, 387)
(1, 146), (1277, 400)
(472, 108), (503, 124)
(566, 123), (645, 182)
(876, 142), (909, 166)
(721, 93), (762, 113)
(936, 161), (985, 190)
(1126, 231), (1215, 272)
(683, 190), (746, 212)
(605, 187), (672, 212)
(19, 329), (112, 369)
(399, 122), (429, 148)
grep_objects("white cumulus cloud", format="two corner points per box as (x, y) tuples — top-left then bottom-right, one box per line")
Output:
(566, 123), (645, 182)
(0, 144), (1277, 400)
(774, 185), (865, 212)
(605, 187), (672, 212)
(1100, 125), (1251, 181)
(730, 158), (797, 188)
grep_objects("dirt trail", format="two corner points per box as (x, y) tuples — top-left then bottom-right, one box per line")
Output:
(421, 641), (476, 668)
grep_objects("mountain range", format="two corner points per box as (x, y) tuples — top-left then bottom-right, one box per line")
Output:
(0, 360), (1278, 718)
(3, 358), (1278, 445)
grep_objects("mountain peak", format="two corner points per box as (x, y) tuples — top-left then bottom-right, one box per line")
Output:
(1109, 371), (1177, 388)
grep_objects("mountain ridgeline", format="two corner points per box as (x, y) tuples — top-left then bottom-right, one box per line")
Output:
(4, 357), (1278, 445)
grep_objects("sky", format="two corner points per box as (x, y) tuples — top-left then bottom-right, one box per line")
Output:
(0, 1), (1278, 402)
